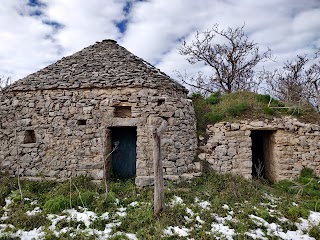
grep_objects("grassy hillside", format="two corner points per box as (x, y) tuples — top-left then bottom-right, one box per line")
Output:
(0, 170), (319, 239)
(192, 91), (320, 135)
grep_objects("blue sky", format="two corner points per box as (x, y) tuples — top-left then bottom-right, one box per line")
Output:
(0, 0), (320, 86)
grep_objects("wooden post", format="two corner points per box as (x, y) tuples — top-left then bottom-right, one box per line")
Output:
(101, 128), (111, 199)
(153, 120), (168, 216)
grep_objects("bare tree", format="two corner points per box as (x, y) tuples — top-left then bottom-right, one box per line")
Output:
(267, 52), (320, 111)
(305, 56), (320, 111)
(267, 56), (309, 104)
(178, 24), (271, 94)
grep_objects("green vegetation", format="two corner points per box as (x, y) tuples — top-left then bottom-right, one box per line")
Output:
(0, 168), (319, 239)
(192, 91), (320, 136)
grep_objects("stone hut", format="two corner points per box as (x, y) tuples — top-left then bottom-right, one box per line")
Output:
(0, 39), (198, 186)
(199, 117), (320, 181)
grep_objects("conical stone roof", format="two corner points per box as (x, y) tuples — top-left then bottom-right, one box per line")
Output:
(6, 39), (187, 93)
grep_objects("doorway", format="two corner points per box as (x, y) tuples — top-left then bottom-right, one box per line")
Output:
(251, 130), (276, 181)
(110, 127), (137, 179)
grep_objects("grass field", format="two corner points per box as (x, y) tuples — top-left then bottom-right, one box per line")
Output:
(0, 169), (319, 239)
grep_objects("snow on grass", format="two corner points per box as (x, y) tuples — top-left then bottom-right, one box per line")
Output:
(1, 191), (320, 240)
(163, 226), (190, 237)
(64, 208), (97, 227)
(222, 204), (230, 210)
(211, 222), (235, 240)
(128, 201), (139, 207)
(12, 227), (45, 240)
(197, 200), (210, 209)
(170, 196), (184, 206)
(296, 211), (320, 232)
(26, 207), (42, 216)
(0, 197), (12, 220)
(116, 207), (127, 217)
(249, 214), (316, 239)
(246, 228), (267, 240)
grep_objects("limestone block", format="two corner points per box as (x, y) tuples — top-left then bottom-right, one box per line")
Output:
(227, 148), (237, 157)
(215, 145), (228, 157)
(177, 166), (187, 174)
(231, 123), (240, 130)
(164, 175), (180, 181)
(135, 176), (154, 186)
(250, 121), (264, 127)
(198, 153), (206, 160)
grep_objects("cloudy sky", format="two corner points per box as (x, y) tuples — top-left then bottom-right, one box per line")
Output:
(1, 0), (320, 85)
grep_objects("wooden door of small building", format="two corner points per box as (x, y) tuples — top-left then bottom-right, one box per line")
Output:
(110, 127), (137, 179)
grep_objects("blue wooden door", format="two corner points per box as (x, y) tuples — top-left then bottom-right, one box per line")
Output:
(111, 127), (137, 179)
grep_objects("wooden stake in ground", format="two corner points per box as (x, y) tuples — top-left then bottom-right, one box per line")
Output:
(153, 120), (168, 216)
(101, 128), (111, 199)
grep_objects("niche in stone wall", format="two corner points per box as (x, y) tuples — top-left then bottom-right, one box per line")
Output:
(114, 106), (132, 118)
(77, 119), (87, 125)
(157, 99), (165, 106)
(251, 130), (276, 182)
(24, 130), (36, 143)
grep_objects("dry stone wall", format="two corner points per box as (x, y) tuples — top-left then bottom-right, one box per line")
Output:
(0, 86), (197, 186)
(199, 118), (320, 181)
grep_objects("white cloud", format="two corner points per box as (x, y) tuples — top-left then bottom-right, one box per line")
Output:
(0, 0), (319, 84)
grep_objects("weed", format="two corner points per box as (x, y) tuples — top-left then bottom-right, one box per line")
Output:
(206, 92), (221, 104)
(43, 195), (69, 214)
(300, 168), (316, 178)
(309, 225), (320, 239)
(286, 206), (309, 221)
(5, 207), (50, 231)
(263, 106), (274, 115)
(205, 111), (224, 124)
(227, 103), (249, 117)
(0, 174), (17, 206)
(56, 219), (86, 230)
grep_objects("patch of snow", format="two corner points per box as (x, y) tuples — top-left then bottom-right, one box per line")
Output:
(100, 212), (109, 220)
(125, 233), (138, 240)
(13, 227), (45, 240)
(211, 222), (235, 240)
(128, 201), (139, 207)
(163, 226), (190, 237)
(64, 208), (97, 227)
(26, 207), (42, 216)
(196, 216), (205, 224)
(170, 196), (184, 206)
(245, 228), (267, 240)
(250, 214), (317, 239)
(222, 204), (230, 210)
(296, 211), (320, 232)
(116, 207), (127, 217)
(184, 216), (192, 223)
(292, 202), (298, 206)
(198, 201), (210, 209)
(212, 213), (234, 225)
(4, 197), (12, 208)
(186, 207), (194, 216)
(308, 211), (320, 226)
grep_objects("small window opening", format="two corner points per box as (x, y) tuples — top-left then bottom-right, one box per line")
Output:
(114, 106), (132, 118)
(24, 130), (36, 143)
(77, 119), (87, 125)
(157, 99), (165, 106)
